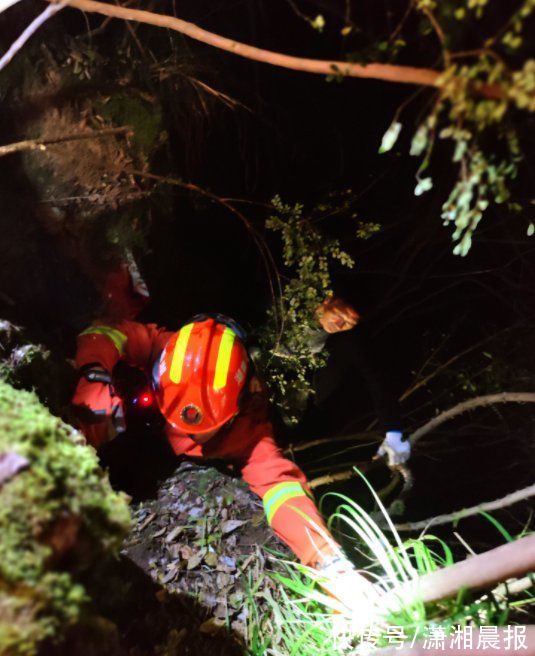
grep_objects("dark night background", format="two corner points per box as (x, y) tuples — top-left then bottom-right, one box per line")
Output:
(1, 0), (534, 550)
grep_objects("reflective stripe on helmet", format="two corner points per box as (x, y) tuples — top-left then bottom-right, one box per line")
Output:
(79, 325), (127, 355)
(213, 327), (236, 391)
(169, 322), (194, 384)
(263, 481), (307, 525)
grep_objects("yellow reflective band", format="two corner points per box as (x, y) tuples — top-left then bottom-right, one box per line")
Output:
(79, 325), (127, 355)
(169, 323), (194, 384)
(263, 482), (306, 525)
(213, 327), (236, 391)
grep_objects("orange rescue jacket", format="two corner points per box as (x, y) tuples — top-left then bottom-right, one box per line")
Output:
(73, 320), (335, 566)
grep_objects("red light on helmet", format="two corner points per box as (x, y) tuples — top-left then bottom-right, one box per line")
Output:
(137, 391), (154, 408)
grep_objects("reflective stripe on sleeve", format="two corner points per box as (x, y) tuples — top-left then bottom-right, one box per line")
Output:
(79, 325), (128, 356)
(263, 481), (307, 525)
(169, 322), (194, 384)
(213, 327), (235, 390)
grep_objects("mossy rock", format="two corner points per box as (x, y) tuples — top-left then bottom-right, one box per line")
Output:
(0, 381), (131, 656)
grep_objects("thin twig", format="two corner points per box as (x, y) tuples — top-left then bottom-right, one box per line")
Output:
(129, 169), (283, 328)
(309, 462), (373, 489)
(0, 3), (64, 72)
(399, 326), (515, 402)
(284, 431), (378, 455)
(0, 126), (132, 157)
(393, 483), (535, 532)
(419, 6), (450, 65)
(410, 392), (535, 445)
(388, 0), (415, 44)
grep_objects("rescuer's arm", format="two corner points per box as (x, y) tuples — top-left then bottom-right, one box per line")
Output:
(72, 321), (170, 447)
(238, 417), (381, 613)
(238, 418), (336, 567)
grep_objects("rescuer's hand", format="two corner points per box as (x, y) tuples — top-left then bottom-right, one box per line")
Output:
(376, 431), (411, 466)
(316, 554), (382, 614)
(72, 368), (125, 447)
(315, 296), (359, 334)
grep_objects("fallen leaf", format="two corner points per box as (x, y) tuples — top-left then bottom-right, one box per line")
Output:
(138, 512), (156, 531)
(228, 592), (243, 608)
(231, 620), (247, 639)
(217, 555), (236, 572)
(221, 520), (246, 535)
(204, 551), (218, 567)
(167, 543), (181, 559)
(187, 552), (203, 570)
(165, 525), (184, 543)
(152, 527), (166, 538)
(162, 563), (179, 584)
(180, 545), (194, 560)
(199, 618), (225, 635)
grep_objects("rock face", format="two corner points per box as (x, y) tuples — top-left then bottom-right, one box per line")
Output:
(0, 379), (131, 655)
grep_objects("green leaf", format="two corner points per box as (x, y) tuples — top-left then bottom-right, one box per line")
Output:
(379, 121), (402, 154)
(414, 177), (433, 196)
(528, 222), (534, 236)
(311, 14), (325, 32)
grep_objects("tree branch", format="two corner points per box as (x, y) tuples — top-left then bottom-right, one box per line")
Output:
(0, 126), (132, 157)
(0, 0), (23, 13)
(0, 3), (64, 71)
(410, 392), (535, 445)
(45, 0), (502, 97)
(393, 483), (535, 532)
(392, 534), (535, 606)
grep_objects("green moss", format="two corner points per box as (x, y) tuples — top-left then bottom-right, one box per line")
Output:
(0, 381), (131, 655)
(98, 93), (163, 156)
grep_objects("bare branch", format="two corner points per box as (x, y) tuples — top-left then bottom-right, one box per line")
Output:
(0, 0), (23, 13)
(0, 126), (132, 157)
(309, 463), (372, 489)
(391, 534), (535, 606)
(0, 3), (64, 72)
(285, 431), (378, 455)
(45, 0), (502, 97)
(394, 483), (535, 532)
(410, 392), (535, 445)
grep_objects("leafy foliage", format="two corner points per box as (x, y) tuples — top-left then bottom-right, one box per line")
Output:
(256, 196), (354, 422)
(379, 0), (535, 255)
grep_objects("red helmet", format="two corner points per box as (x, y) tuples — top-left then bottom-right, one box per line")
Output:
(156, 318), (249, 434)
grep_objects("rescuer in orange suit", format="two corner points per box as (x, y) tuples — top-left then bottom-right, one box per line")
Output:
(72, 313), (381, 611)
